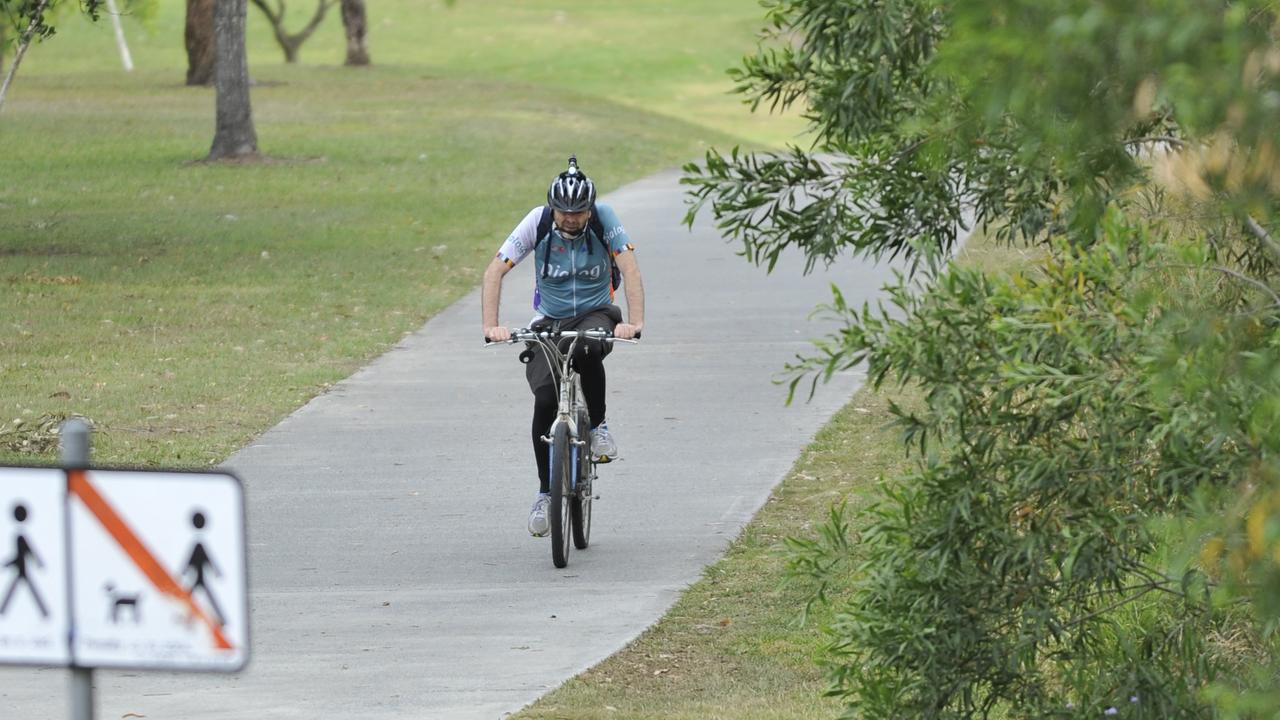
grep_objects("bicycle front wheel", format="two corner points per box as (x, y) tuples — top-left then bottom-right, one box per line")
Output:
(549, 422), (573, 568)
(571, 407), (592, 550)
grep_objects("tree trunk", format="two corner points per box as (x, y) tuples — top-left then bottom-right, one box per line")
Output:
(340, 0), (369, 66)
(185, 0), (216, 85)
(208, 0), (258, 160)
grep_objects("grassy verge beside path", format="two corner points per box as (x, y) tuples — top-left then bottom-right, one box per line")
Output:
(1, 1), (801, 466)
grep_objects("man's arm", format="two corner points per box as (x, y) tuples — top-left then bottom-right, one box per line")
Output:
(482, 257), (513, 342)
(615, 250), (644, 339)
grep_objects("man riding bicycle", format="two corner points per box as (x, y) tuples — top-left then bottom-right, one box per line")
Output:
(482, 156), (645, 537)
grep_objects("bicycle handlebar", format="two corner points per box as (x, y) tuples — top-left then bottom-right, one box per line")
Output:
(484, 328), (641, 345)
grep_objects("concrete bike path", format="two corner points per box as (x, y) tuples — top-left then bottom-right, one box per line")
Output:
(2, 168), (922, 719)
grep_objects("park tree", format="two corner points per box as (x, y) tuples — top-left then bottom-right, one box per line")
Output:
(184, 0), (214, 85)
(685, 0), (1279, 717)
(208, 0), (257, 159)
(250, 0), (334, 64)
(0, 0), (104, 111)
(339, 0), (367, 66)
(2, 0), (152, 100)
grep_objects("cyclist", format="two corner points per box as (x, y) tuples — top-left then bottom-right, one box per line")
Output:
(482, 156), (646, 537)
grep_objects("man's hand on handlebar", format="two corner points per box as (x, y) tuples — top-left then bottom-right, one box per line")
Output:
(615, 323), (642, 340)
(484, 326), (511, 343)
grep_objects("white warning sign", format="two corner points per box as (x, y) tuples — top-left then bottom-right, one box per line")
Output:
(67, 469), (248, 671)
(0, 467), (70, 667)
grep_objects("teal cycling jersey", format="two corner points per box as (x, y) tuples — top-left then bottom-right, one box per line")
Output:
(495, 202), (634, 320)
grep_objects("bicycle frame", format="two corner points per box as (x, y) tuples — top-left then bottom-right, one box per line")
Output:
(515, 329), (619, 478)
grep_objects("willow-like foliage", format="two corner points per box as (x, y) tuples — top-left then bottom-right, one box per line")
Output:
(685, 1), (1280, 717)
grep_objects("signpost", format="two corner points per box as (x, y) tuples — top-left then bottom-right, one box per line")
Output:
(0, 420), (248, 719)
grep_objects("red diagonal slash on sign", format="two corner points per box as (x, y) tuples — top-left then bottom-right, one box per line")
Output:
(68, 469), (233, 651)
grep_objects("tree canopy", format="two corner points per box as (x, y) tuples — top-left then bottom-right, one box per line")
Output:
(684, 0), (1279, 716)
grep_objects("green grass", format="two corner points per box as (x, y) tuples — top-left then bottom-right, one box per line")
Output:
(1, 0), (803, 466)
(15, 0), (808, 148)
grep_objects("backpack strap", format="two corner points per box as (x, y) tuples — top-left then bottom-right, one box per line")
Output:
(589, 206), (621, 293)
(537, 206), (554, 281)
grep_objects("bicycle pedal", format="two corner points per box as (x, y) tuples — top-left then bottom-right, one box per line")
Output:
(593, 454), (613, 464)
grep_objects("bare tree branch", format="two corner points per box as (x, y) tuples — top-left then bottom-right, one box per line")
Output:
(1162, 263), (1280, 307)
(249, 0), (280, 23)
(1244, 214), (1280, 265)
(249, 0), (335, 63)
(1123, 136), (1187, 149)
(300, 0), (336, 38)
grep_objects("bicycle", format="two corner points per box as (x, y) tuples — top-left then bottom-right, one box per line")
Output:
(488, 327), (638, 568)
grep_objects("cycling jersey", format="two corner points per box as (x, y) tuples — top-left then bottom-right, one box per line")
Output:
(495, 203), (634, 320)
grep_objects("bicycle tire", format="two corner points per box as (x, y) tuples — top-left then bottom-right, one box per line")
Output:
(571, 407), (592, 550)
(549, 422), (573, 568)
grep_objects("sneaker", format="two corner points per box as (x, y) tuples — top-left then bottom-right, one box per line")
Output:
(590, 421), (618, 462)
(528, 493), (550, 537)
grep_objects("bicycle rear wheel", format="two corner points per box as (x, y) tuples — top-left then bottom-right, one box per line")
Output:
(549, 422), (573, 568)
(571, 407), (592, 550)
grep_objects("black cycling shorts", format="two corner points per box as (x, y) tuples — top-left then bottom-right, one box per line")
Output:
(524, 305), (623, 394)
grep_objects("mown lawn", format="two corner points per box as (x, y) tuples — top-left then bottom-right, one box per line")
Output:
(0, 0), (803, 465)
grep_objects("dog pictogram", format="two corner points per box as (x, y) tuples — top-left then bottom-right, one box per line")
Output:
(103, 583), (142, 623)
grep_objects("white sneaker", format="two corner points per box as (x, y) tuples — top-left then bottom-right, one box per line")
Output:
(528, 493), (550, 537)
(590, 421), (618, 462)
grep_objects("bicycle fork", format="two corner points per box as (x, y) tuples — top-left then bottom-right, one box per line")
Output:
(542, 417), (588, 492)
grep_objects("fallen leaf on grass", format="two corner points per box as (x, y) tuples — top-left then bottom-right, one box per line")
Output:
(653, 668), (670, 676)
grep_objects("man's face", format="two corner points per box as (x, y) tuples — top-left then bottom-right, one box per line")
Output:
(553, 209), (591, 237)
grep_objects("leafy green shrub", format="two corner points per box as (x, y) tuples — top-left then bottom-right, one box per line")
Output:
(686, 0), (1280, 716)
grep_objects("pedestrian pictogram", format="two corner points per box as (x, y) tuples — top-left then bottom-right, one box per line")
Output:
(2, 502), (49, 618)
(183, 510), (225, 626)
(0, 467), (70, 666)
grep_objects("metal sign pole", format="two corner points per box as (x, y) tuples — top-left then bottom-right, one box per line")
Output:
(60, 418), (94, 720)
